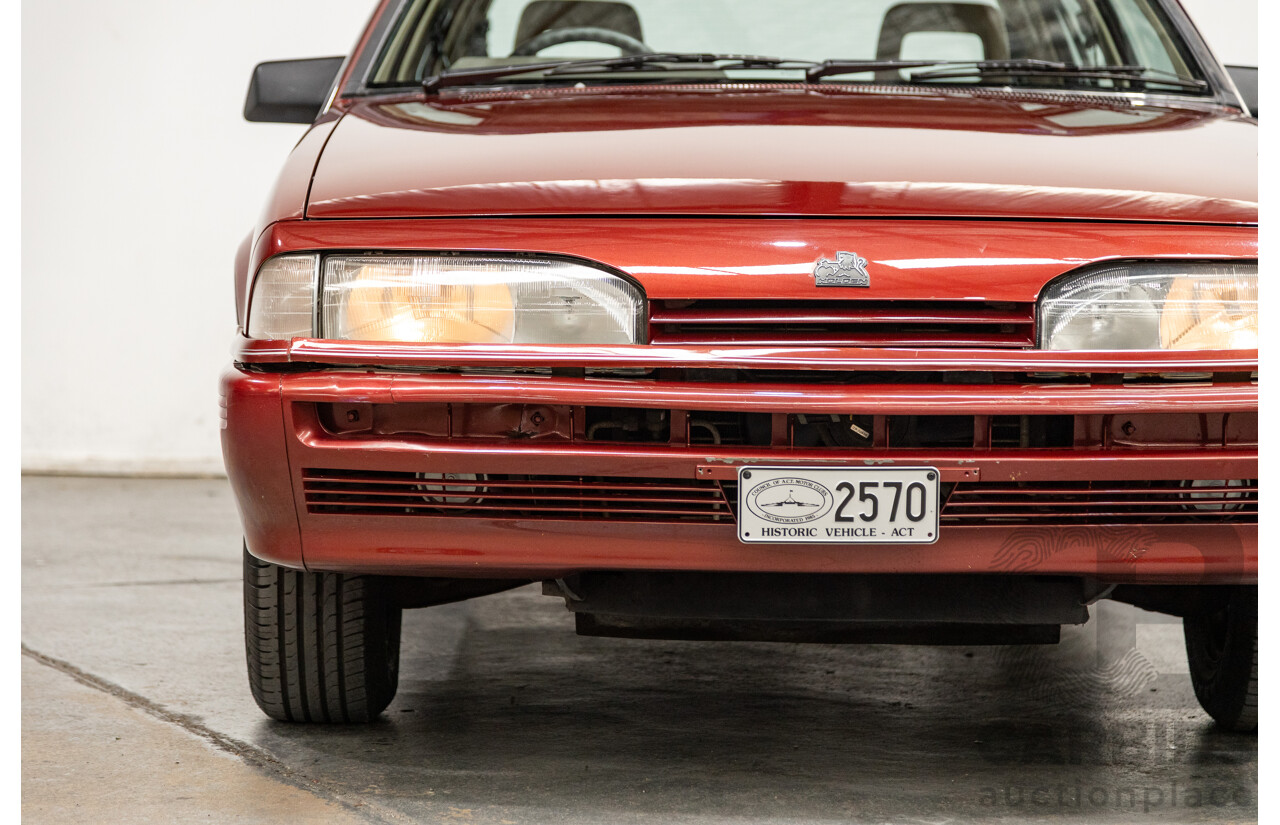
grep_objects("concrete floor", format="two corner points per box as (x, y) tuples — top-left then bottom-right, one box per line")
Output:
(23, 476), (1257, 824)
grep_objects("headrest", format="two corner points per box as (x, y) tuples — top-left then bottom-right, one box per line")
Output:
(515, 1), (644, 46)
(876, 2), (1010, 61)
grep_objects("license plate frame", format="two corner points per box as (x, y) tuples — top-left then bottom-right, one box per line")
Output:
(736, 466), (941, 544)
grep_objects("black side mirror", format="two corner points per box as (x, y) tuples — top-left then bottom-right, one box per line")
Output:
(244, 57), (345, 124)
(1226, 65), (1257, 118)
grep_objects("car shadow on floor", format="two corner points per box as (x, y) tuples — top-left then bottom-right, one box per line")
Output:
(255, 590), (1257, 823)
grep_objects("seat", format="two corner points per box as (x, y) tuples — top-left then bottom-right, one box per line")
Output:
(876, 2), (1010, 65)
(514, 0), (644, 47)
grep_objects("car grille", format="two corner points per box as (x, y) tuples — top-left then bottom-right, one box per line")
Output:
(940, 480), (1257, 524)
(648, 300), (1035, 348)
(301, 469), (732, 523)
(303, 469), (1256, 526)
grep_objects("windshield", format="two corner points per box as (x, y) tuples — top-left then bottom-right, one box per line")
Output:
(371, 0), (1206, 94)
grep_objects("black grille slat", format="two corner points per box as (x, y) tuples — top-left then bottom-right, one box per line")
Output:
(941, 480), (1257, 525)
(649, 300), (1035, 348)
(303, 471), (1256, 527)
(302, 470), (732, 523)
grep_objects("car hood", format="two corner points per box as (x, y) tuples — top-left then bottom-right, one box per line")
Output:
(308, 87), (1257, 224)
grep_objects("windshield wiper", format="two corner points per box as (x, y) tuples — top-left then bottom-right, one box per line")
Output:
(546, 53), (811, 74)
(906, 60), (1208, 91)
(803, 58), (982, 82)
(424, 53), (809, 93)
(805, 58), (1206, 92)
(424, 54), (1208, 94)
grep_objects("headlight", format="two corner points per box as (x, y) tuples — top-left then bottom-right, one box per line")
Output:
(1038, 262), (1257, 351)
(246, 253), (646, 344)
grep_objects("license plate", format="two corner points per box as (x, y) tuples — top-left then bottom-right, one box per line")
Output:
(737, 466), (940, 544)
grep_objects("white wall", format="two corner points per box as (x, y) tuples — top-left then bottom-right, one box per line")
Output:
(21, 0), (1257, 475)
(1177, 0), (1257, 66)
(22, 1), (378, 474)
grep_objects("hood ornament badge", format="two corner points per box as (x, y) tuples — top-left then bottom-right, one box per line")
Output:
(813, 251), (870, 287)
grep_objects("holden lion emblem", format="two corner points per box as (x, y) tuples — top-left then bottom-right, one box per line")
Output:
(813, 251), (870, 287)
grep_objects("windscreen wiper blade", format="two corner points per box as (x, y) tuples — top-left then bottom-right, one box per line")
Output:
(424, 57), (607, 93)
(803, 58), (988, 83)
(906, 60), (1208, 91)
(424, 53), (810, 93)
(424, 54), (1207, 94)
(805, 58), (1206, 92)
(547, 53), (809, 74)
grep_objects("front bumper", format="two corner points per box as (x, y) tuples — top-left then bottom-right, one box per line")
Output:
(222, 341), (1256, 585)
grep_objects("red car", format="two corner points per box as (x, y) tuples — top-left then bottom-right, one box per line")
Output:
(226, 0), (1257, 728)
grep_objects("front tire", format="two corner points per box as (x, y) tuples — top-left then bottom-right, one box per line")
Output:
(244, 547), (402, 723)
(1183, 586), (1257, 732)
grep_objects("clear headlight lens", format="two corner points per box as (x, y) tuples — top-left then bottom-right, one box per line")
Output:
(246, 254), (318, 339)
(246, 253), (646, 344)
(322, 254), (643, 344)
(1038, 262), (1257, 351)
